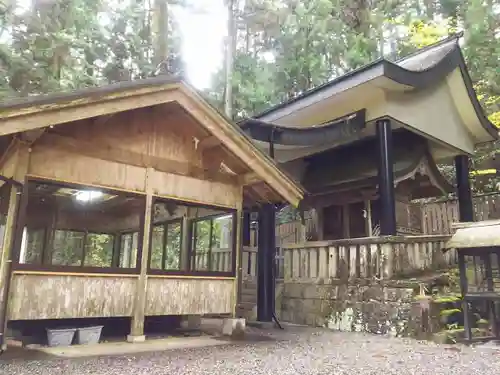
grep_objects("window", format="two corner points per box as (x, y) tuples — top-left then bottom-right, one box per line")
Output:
(84, 233), (114, 267)
(191, 214), (234, 273)
(150, 220), (182, 271)
(51, 230), (85, 266)
(19, 228), (45, 265)
(17, 180), (144, 271)
(119, 232), (138, 268)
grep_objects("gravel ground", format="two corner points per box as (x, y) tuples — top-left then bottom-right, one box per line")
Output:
(1, 327), (500, 375)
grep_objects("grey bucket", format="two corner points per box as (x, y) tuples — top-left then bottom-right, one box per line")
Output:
(46, 328), (77, 347)
(76, 326), (104, 345)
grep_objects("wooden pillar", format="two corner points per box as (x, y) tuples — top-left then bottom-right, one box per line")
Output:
(342, 204), (350, 238)
(257, 204), (275, 322)
(376, 119), (396, 235)
(234, 198), (243, 318)
(455, 155), (473, 222)
(0, 145), (29, 350)
(128, 168), (153, 343)
(242, 210), (251, 246)
(180, 207), (197, 271)
(365, 200), (373, 237)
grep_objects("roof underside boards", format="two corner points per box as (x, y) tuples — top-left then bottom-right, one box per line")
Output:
(242, 34), (497, 163)
(0, 77), (304, 207)
(288, 130), (453, 200)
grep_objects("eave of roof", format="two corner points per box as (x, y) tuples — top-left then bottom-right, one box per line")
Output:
(239, 109), (366, 146)
(248, 32), (497, 141)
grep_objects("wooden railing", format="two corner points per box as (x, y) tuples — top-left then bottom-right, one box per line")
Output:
(281, 235), (454, 281)
(240, 246), (284, 279)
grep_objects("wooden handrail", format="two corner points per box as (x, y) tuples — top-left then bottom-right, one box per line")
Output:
(281, 234), (451, 249)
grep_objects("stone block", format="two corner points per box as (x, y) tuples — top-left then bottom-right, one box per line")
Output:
(284, 283), (306, 299)
(127, 335), (146, 343)
(222, 318), (246, 339)
(361, 286), (385, 302)
(385, 287), (415, 303)
(181, 315), (202, 329)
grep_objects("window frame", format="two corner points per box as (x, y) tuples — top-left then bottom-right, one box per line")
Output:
(147, 197), (237, 278)
(13, 177), (145, 275)
(148, 218), (183, 272)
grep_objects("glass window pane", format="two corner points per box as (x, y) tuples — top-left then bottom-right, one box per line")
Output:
(20, 228), (45, 265)
(164, 222), (181, 270)
(119, 232), (138, 268)
(84, 233), (114, 267)
(51, 230), (85, 266)
(150, 225), (165, 269)
(193, 219), (211, 271)
(211, 215), (233, 272)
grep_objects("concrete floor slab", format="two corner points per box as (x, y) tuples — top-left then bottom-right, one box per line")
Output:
(3, 336), (231, 360)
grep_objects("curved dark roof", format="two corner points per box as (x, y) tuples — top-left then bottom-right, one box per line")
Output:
(239, 110), (366, 146)
(248, 33), (497, 140)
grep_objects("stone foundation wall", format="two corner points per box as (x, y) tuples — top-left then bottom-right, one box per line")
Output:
(238, 277), (449, 339)
(280, 281), (419, 336)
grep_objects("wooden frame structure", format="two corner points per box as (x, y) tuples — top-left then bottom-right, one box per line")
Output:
(0, 77), (304, 346)
(446, 221), (500, 343)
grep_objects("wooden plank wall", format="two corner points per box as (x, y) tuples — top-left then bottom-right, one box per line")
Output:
(8, 274), (234, 320)
(28, 107), (241, 209)
(419, 193), (500, 235)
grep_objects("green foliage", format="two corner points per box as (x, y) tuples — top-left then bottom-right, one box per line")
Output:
(0, 0), (185, 98)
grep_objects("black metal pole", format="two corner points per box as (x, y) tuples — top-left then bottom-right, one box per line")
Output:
(376, 119), (396, 235)
(257, 204), (275, 322)
(455, 155), (474, 222)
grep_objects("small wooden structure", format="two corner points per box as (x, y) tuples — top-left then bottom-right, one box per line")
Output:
(0, 77), (304, 346)
(446, 220), (500, 342)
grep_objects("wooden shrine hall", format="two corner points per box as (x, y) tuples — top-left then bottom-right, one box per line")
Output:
(0, 77), (304, 349)
(240, 33), (498, 323)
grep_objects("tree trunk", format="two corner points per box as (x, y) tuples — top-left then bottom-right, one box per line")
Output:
(153, 0), (169, 71)
(224, 0), (236, 119)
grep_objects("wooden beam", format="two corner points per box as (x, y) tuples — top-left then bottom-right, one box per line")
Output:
(0, 138), (19, 174)
(202, 147), (248, 176)
(39, 132), (238, 185)
(20, 129), (46, 144)
(196, 136), (220, 151)
(239, 172), (261, 186)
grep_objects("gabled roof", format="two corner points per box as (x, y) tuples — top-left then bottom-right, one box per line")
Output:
(242, 33), (497, 154)
(0, 77), (304, 207)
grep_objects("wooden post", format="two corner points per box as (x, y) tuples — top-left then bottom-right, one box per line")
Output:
(342, 204), (350, 238)
(457, 252), (472, 342)
(0, 144), (29, 350)
(365, 200), (373, 237)
(234, 195), (243, 317)
(242, 210), (251, 246)
(128, 167), (153, 343)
